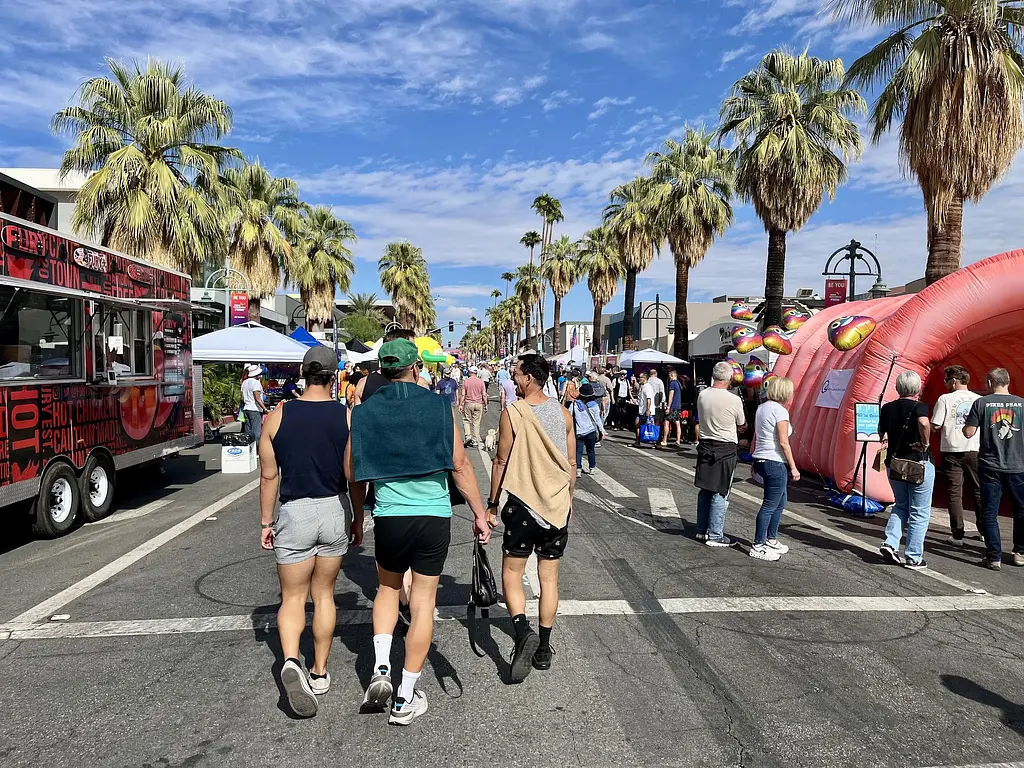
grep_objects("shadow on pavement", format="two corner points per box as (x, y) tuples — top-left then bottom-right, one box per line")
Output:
(942, 675), (1024, 737)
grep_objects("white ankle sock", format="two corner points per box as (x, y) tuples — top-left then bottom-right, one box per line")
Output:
(398, 668), (420, 701)
(372, 634), (392, 671)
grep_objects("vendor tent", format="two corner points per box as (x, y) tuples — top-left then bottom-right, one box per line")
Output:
(629, 348), (687, 365)
(194, 322), (311, 363)
(555, 346), (587, 367)
(289, 327), (323, 348)
(345, 337), (371, 354)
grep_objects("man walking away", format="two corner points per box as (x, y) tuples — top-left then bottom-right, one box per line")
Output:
(259, 346), (362, 718)
(964, 368), (1024, 569)
(932, 365), (981, 545)
(694, 362), (746, 546)
(489, 354), (574, 682)
(479, 363), (492, 391)
(348, 338), (490, 724)
(499, 366), (519, 410)
(435, 367), (459, 409)
(241, 364), (268, 444)
(458, 365), (488, 446)
(632, 372), (653, 447)
(660, 369), (683, 449)
(612, 370), (630, 430)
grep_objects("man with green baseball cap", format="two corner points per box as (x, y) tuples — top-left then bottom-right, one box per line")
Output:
(347, 335), (490, 725)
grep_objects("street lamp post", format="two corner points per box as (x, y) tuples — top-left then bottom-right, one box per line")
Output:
(203, 259), (251, 328)
(823, 239), (883, 301)
(641, 293), (674, 352)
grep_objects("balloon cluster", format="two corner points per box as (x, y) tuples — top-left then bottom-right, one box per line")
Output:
(827, 316), (876, 351)
(731, 301), (754, 321)
(782, 308), (809, 331)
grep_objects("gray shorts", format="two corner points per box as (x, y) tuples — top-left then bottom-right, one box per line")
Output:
(273, 495), (352, 565)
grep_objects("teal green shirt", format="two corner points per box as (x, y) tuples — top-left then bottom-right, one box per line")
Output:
(374, 471), (452, 518)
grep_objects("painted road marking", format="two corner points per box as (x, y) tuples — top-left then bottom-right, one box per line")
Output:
(588, 467), (638, 498)
(575, 488), (657, 531)
(3, 593), (1018, 641)
(8, 480), (261, 627)
(634, 450), (988, 595)
(648, 487), (679, 519)
(90, 498), (173, 525)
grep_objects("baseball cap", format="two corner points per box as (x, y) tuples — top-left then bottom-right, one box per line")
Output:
(379, 338), (419, 369)
(302, 346), (338, 375)
(469, 365), (479, 372)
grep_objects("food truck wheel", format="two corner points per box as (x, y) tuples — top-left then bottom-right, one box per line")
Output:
(31, 463), (81, 537)
(80, 454), (116, 522)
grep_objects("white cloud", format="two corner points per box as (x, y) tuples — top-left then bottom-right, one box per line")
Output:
(718, 44), (755, 71)
(588, 96), (635, 120)
(576, 31), (615, 50)
(434, 284), (499, 298)
(492, 75), (548, 106)
(540, 89), (580, 112)
(439, 304), (478, 320)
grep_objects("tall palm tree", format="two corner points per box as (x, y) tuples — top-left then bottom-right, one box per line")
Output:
(646, 130), (735, 358)
(219, 161), (304, 321)
(832, 0), (1024, 284)
(519, 232), (542, 266)
(515, 264), (543, 350)
(504, 294), (528, 351)
(490, 289), (502, 308)
(719, 50), (865, 327)
(501, 271), (516, 298)
(541, 235), (579, 351)
(286, 205), (356, 331)
(379, 241), (431, 331)
(578, 226), (623, 355)
(603, 175), (658, 350)
(531, 195), (564, 351)
(53, 57), (242, 274)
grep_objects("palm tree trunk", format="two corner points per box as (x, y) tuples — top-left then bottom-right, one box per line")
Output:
(591, 300), (605, 355)
(622, 269), (637, 350)
(552, 295), (562, 353)
(926, 196), (964, 285)
(763, 228), (787, 329)
(673, 258), (690, 360)
(248, 296), (261, 324)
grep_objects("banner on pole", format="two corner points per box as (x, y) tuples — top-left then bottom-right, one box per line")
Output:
(229, 292), (249, 326)
(824, 279), (848, 307)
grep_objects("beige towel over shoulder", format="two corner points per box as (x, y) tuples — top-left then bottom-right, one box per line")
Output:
(503, 400), (572, 529)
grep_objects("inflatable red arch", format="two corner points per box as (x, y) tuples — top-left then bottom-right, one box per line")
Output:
(773, 249), (1024, 504)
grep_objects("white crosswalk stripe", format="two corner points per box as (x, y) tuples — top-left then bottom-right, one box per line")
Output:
(588, 467), (637, 498)
(647, 488), (679, 518)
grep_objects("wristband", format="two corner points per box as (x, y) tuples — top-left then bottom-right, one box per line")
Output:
(261, 523), (274, 529)
(486, 500), (499, 509)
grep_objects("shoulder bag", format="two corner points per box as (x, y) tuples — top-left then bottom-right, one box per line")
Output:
(466, 539), (499, 657)
(582, 402), (605, 439)
(888, 402), (926, 486)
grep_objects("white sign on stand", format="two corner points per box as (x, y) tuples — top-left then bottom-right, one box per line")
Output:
(815, 369), (853, 409)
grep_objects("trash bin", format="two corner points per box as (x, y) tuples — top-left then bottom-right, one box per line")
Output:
(221, 432), (257, 473)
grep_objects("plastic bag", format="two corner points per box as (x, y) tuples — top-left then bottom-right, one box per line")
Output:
(639, 417), (661, 444)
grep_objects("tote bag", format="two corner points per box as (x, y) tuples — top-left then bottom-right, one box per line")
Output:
(639, 416), (661, 444)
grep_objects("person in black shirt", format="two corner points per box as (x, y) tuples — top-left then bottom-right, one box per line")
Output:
(877, 371), (934, 570)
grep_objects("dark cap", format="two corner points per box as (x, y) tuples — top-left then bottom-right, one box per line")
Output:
(379, 338), (419, 369)
(302, 345), (339, 375)
(579, 382), (595, 398)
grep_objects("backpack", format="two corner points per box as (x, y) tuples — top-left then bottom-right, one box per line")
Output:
(467, 539), (499, 657)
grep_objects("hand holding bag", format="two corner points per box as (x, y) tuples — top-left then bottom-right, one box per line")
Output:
(467, 539), (498, 657)
(639, 416), (661, 444)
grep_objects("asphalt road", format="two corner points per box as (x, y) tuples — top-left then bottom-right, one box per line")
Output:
(2, 398), (1024, 768)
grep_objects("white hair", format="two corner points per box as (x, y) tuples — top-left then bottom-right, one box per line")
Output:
(712, 361), (734, 383)
(895, 371), (922, 397)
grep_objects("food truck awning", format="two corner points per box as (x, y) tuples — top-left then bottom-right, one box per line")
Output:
(0, 276), (190, 311)
(193, 322), (311, 363)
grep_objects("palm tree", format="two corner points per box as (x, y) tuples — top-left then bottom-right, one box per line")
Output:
(832, 0), (1024, 284)
(500, 271), (516, 298)
(504, 295), (528, 351)
(53, 57), (242, 273)
(719, 50), (865, 327)
(490, 289), (502, 308)
(603, 175), (658, 350)
(578, 226), (624, 355)
(531, 195), (564, 351)
(219, 161), (304, 321)
(341, 293), (386, 342)
(646, 130), (735, 358)
(541, 235), (580, 352)
(379, 241), (431, 331)
(286, 205), (355, 331)
(515, 264), (543, 350)
(519, 232), (542, 266)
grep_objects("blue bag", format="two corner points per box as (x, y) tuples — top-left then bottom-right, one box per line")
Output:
(828, 490), (885, 517)
(639, 416), (660, 444)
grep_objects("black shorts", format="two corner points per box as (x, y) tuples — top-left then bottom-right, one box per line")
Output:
(373, 516), (451, 577)
(501, 498), (569, 560)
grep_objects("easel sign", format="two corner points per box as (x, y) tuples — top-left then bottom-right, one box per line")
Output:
(854, 402), (881, 442)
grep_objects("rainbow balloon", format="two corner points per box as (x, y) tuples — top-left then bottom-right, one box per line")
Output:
(732, 326), (763, 354)
(782, 308), (809, 331)
(761, 371), (777, 397)
(827, 315), (876, 351)
(762, 325), (793, 355)
(744, 356), (767, 388)
(725, 358), (744, 387)
(731, 301), (754, 321)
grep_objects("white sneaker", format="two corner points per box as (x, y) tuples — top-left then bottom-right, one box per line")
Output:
(749, 544), (781, 561)
(705, 536), (733, 548)
(946, 536), (965, 546)
(576, 468), (582, 478)
(765, 540), (789, 556)
(308, 670), (331, 695)
(280, 659), (318, 717)
(389, 688), (428, 725)
(362, 666), (393, 710)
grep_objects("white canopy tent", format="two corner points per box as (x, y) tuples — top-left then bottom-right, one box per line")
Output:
(555, 345), (587, 367)
(627, 348), (688, 365)
(193, 322), (312, 363)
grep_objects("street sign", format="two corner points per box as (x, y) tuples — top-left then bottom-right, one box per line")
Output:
(230, 292), (249, 326)
(825, 279), (848, 307)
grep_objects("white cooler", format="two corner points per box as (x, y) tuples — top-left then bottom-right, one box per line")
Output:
(221, 443), (258, 473)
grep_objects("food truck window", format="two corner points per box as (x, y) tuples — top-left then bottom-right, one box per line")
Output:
(95, 305), (152, 379)
(0, 287), (78, 380)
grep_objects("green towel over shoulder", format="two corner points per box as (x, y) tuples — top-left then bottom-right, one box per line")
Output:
(351, 381), (454, 482)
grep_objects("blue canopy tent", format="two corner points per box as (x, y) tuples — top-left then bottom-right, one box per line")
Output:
(289, 327), (322, 348)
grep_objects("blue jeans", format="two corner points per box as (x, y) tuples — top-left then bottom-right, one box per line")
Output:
(754, 460), (788, 545)
(884, 461), (935, 563)
(243, 409), (263, 444)
(696, 489), (729, 541)
(978, 467), (1024, 561)
(576, 432), (598, 470)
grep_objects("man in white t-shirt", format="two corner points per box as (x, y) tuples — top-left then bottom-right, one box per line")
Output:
(241, 363), (267, 444)
(932, 365), (982, 545)
(693, 362), (746, 546)
(632, 372), (654, 447)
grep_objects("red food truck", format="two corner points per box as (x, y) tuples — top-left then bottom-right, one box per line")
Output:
(0, 211), (199, 537)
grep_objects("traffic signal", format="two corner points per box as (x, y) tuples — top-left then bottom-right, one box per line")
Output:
(476, 321), (482, 331)
(448, 322), (454, 333)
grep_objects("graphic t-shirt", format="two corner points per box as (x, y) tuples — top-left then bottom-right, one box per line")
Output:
(966, 394), (1024, 472)
(435, 377), (458, 404)
(931, 390), (981, 453)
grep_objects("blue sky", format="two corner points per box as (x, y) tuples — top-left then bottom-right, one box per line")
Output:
(3, 0), (1024, 346)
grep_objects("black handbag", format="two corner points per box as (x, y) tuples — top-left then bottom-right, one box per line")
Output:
(888, 402), (927, 486)
(466, 539), (498, 657)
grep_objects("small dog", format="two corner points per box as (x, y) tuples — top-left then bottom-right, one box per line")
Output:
(484, 428), (498, 452)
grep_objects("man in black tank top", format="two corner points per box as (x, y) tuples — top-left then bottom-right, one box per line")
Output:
(258, 345), (363, 718)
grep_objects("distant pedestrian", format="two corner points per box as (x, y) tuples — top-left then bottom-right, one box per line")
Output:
(499, 368), (519, 410)
(659, 369), (684, 449)
(458, 365), (488, 446)
(749, 376), (799, 562)
(878, 371), (934, 570)
(694, 362), (746, 546)
(931, 365), (981, 545)
(283, 374), (300, 400)
(572, 383), (605, 476)
(435, 367), (459, 408)
(611, 370), (630, 429)
(241, 364), (268, 443)
(964, 368), (1024, 570)
(633, 372), (654, 448)
(258, 346), (361, 718)
(478, 364), (492, 391)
